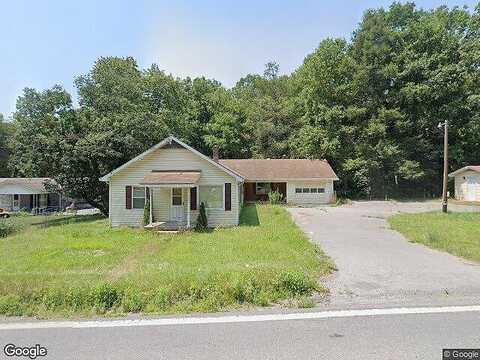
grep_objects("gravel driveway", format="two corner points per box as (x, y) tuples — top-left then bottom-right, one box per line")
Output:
(288, 201), (480, 308)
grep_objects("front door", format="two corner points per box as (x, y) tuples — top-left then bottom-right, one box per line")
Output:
(12, 194), (20, 211)
(465, 176), (477, 201)
(170, 188), (184, 222)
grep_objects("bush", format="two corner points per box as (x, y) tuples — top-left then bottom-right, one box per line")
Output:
(93, 283), (120, 310)
(0, 295), (25, 316)
(268, 191), (283, 204)
(195, 202), (208, 231)
(274, 271), (317, 296)
(143, 194), (151, 226)
(0, 220), (16, 237)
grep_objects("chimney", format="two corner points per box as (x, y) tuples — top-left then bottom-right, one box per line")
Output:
(212, 145), (220, 162)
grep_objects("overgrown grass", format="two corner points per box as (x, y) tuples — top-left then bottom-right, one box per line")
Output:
(0, 205), (333, 318)
(389, 212), (480, 262)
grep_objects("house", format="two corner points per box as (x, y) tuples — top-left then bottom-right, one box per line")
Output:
(0, 178), (64, 213)
(100, 136), (339, 228)
(448, 166), (480, 201)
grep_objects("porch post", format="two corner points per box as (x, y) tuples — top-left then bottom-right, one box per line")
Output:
(187, 187), (191, 228)
(149, 187), (153, 225)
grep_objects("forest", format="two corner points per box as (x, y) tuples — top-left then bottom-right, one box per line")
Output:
(0, 2), (479, 215)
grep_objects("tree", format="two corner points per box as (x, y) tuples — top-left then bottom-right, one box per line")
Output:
(0, 114), (12, 177)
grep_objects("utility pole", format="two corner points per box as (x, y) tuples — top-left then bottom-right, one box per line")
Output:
(438, 120), (448, 213)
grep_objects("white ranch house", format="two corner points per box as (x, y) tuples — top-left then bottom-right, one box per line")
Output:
(100, 136), (339, 229)
(0, 178), (63, 213)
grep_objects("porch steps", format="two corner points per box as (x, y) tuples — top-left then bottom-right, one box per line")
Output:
(144, 221), (166, 230)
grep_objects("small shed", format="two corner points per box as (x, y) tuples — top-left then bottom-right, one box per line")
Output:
(448, 166), (480, 201)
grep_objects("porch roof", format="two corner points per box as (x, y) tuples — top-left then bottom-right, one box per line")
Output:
(140, 171), (201, 186)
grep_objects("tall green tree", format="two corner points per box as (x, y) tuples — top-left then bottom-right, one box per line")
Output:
(0, 114), (12, 177)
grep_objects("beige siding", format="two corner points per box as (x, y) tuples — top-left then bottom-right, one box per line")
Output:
(454, 171), (480, 201)
(287, 180), (334, 205)
(109, 147), (239, 227)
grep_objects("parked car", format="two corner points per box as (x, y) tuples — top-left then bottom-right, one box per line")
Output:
(0, 208), (10, 218)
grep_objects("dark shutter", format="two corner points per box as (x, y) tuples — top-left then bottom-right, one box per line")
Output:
(145, 187), (150, 199)
(253, 182), (257, 194)
(126, 186), (132, 209)
(190, 187), (197, 210)
(225, 183), (231, 211)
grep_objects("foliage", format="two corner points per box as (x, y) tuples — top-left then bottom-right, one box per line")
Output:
(7, 3), (480, 205)
(389, 211), (480, 262)
(0, 220), (16, 237)
(0, 114), (13, 177)
(268, 190), (284, 204)
(0, 205), (333, 317)
(143, 194), (150, 226)
(195, 202), (208, 231)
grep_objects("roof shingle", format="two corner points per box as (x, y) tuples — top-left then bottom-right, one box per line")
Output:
(219, 159), (338, 181)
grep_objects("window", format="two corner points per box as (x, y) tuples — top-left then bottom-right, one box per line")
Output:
(318, 188), (325, 193)
(302, 188), (310, 193)
(256, 182), (271, 195)
(199, 185), (223, 209)
(311, 188), (318, 193)
(295, 188), (302, 193)
(172, 188), (182, 206)
(132, 186), (145, 209)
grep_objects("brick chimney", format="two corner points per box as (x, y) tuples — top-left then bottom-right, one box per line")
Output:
(212, 145), (220, 162)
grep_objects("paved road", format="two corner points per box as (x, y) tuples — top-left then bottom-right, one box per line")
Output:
(288, 201), (480, 308)
(1, 309), (479, 360)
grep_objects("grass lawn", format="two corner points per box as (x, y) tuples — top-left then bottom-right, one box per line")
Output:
(0, 205), (334, 318)
(389, 212), (480, 262)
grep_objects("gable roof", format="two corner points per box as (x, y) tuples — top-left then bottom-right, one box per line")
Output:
(219, 159), (339, 181)
(99, 136), (244, 182)
(448, 165), (480, 177)
(0, 178), (56, 194)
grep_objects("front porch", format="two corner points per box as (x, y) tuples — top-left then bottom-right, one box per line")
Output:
(140, 171), (200, 231)
(0, 192), (63, 214)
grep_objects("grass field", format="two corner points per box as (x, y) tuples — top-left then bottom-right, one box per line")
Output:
(389, 212), (480, 262)
(0, 205), (333, 318)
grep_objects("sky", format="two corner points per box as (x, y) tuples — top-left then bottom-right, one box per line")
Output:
(1, 0), (478, 117)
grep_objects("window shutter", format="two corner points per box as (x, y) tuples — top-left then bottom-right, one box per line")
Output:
(126, 186), (132, 209)
(190, 187), (197, 210)
(145, 187), (150, 199)
(225, 183), (231, 211)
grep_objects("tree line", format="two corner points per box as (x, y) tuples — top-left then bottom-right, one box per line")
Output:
(1, 2), (479, 214)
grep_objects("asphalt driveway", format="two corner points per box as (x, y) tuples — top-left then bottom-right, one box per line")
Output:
(288, 201), (480, 308)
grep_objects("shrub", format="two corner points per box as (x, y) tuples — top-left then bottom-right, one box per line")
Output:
(143, 195), (151, 226)
(268, 190), (283, 204)
(0, 295), (25, 316)
(275, 271), (317, 296)
(195, 202), (208, 231)
(93, 283), (120, 310)
(0, 220), (16, 237)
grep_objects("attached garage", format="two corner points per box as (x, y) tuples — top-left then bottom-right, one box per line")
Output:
(448, 166), (480, 202)
(219, 159), (339, 205)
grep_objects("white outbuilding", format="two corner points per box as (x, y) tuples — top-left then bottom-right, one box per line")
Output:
(448, 166), (480, 202)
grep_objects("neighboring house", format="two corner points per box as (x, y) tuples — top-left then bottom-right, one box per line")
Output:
(100, 136), (339, 228)
(448, 166), (480, 201)
(0, 178), (64, 213)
